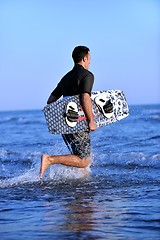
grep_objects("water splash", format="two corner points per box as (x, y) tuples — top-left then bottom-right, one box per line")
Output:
(0, 161), (90, 188)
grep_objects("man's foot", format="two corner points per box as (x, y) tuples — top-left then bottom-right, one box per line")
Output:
(40, 154), (51, 178)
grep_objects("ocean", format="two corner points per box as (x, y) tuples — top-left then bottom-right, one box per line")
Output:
(0, 104), (160, 240)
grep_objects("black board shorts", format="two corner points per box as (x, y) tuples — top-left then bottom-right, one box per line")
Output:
(62, 132), (90, 159)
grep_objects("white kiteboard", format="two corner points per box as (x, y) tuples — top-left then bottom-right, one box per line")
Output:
(43, 90), (129, 134)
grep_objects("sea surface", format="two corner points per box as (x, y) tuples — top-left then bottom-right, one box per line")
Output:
(0, 104), (160, 240)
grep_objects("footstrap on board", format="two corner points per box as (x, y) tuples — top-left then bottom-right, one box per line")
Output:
(94, 94), (113, 118)
(64, 102), (78, 127)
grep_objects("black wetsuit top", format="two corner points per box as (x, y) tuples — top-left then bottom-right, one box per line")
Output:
(51, 64), (94, 99)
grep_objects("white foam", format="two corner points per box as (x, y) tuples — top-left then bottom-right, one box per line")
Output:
(0, 162), (91, 188)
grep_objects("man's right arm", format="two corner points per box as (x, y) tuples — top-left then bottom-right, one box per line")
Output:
(81, 93), (97, 132)
(80, 72), (97, 131)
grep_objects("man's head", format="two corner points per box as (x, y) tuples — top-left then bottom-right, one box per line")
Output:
(72, 46), (91, 70)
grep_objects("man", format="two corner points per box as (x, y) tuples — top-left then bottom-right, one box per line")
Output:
(40, 46), (97, 178)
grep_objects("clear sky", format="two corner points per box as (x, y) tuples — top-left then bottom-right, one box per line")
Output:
(0, 0), (159, 111)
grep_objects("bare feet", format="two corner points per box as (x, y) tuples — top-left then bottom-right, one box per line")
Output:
(40, 154), (51, 178)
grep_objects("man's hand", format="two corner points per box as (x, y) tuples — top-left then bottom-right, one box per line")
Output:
(89, 120), (97, 132)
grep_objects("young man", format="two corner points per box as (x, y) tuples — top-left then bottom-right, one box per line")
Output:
(40, 46), (97, 178)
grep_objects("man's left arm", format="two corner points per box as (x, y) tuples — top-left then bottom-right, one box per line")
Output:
(47, 84), (62, 104)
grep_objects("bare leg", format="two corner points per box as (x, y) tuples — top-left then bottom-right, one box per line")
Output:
(40, 154), (91, 178)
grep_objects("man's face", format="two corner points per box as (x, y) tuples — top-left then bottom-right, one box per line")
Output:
(83, 51), (91, 70)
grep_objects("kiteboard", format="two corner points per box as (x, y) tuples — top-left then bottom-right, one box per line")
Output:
(43, 90), (129, 134)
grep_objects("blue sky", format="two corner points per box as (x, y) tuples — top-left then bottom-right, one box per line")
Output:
(0, 0), (159, 111)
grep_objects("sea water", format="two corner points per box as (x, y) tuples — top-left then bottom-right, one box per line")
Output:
(0, 105), (160, 240)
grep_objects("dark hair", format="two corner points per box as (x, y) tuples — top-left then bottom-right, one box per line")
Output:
(72, 46), (90, 64)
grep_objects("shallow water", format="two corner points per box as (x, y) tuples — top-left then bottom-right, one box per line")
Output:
(0, 105), (160, 239)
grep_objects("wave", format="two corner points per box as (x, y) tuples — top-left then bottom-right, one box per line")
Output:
(143, 115), (160, 122)
(148, 135), (160, 140)
(0, 116), (45, 125)
(141, 107), (160, 122)
(0, 162), (89, 188)
(0, 150), (160, 189)
(128, 105), (160, 123)
(1, 149), (160, 168)
(142, 107), (160, 115)
(93, 152), (160, 168)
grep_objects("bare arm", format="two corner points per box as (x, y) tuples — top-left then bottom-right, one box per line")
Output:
(81, 93), (97, 132)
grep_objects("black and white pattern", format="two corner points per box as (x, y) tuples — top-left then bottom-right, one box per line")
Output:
(43, 90), (129, 134)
